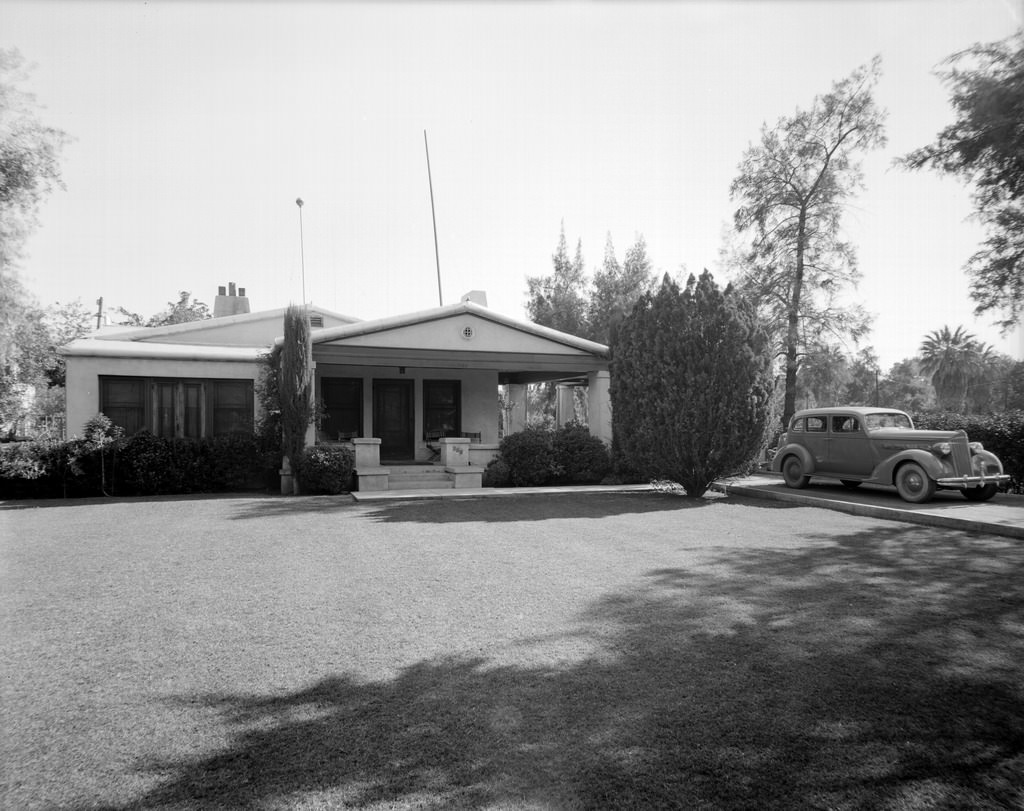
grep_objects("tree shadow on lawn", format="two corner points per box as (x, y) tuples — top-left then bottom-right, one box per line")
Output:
(92, 524), (1024, 810)
(226, 491), (737, 524)
(354, 491), (782, 525)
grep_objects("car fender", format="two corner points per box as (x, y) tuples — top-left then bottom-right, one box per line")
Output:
(868, 449), (945, 486)
(772, 443), (816, 476)
(972, 448), (1004, 474)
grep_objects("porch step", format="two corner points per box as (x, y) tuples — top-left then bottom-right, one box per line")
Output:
(386, 465), (454, 490)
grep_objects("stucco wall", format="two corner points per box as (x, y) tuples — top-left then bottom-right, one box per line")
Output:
(65, 355), (262, 438)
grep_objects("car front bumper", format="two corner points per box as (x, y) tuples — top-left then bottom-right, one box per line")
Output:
(936, 474), (1011, 489)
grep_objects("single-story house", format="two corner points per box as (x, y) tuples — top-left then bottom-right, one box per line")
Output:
(59, 285), (611, 491)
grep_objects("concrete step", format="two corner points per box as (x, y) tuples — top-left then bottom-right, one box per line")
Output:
(389, 478), (454, 490)
(387, 465), (454, 490)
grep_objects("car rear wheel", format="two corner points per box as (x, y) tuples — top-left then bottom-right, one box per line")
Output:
(782, 456), (809, 489)
(840, 480), (862, 489)
(962, 483), (998, 502)
(895, 462), (936, 504)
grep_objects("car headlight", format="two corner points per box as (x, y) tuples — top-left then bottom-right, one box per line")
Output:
(969, 441), (984, 452)
(932, 442), (952, 456)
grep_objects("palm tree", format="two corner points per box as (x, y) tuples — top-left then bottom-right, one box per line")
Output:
(919, 325), (985, 411)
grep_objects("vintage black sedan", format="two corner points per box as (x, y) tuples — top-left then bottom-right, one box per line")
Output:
(771, 407), (1010, 503)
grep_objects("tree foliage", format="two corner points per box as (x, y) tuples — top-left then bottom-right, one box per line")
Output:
(588, 233), (654, 344)
(526, 224), (656, 345)
(525, 222), (589, 338)
(0, 49), (69, 436)
(902, 34), (1024, 330)
(730, 58), (886, 431)
(0, 48), (69, 270)
(114, 291), (211, 327)
(611, 271), (775, 497)
(918, 325), (988, 411)
(278, 304), (313, 488)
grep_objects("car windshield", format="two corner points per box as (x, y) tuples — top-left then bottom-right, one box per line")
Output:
(864, 412), (913, 431)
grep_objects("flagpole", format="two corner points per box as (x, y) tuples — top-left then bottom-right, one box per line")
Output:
(295, 197), (306, 306)
(424, 130), (443, 306)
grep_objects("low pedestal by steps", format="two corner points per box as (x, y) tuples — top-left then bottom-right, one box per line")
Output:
(353, 437), (486, 492)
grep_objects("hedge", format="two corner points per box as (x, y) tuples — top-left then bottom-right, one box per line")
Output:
(295, 445), (355, 495)
(912, 410), (1024, 493)
(0, 431), (274, 499)
(485, 423), (611, 487)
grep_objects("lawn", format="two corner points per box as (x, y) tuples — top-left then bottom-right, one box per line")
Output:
(2, 491), (1022, 810)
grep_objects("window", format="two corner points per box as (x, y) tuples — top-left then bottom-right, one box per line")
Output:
(320, 377), (362, 439)
(212, 381), (253, 435)
(806, 416), (826, 433)
(791, 417), (805, 432)
(832, 416), (859, 433)
(100, 378), (146, 436)
(99, 376), (252, 438)
(423, 380), (460, 437)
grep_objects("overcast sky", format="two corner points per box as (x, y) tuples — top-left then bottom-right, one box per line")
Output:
(4, 0), (1022, 367)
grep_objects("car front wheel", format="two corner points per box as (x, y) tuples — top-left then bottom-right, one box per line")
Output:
(962, 483), (998, 502)
(782, 456), (810, 489)
(895, 462), (936, 504)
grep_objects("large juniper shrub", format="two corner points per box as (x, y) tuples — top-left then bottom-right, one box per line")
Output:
(611, 271), (775, 497)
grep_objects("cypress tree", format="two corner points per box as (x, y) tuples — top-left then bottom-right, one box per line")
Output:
(279, 304), (313, 493)
(611, 270), (775, 497)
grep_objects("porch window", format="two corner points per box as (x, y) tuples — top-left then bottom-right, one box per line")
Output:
(100, 378), (146, 436)
(99, 376), (252, 438)
(423, 379), (460, 437)
(320, 377), (362, 439)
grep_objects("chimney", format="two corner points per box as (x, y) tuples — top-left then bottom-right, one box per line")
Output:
(213, 281), (251, 317)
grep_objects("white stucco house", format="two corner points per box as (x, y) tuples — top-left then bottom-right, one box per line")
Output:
(59, 285), (611, 491)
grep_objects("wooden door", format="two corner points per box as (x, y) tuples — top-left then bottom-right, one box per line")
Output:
(373, 380), (414, 460)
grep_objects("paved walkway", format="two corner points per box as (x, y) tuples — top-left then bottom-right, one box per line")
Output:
(712, 473), (1024, 540)
(352, 475), (1024, 540)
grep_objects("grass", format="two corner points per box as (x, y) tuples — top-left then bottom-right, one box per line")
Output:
(2, 491), (1023, 810)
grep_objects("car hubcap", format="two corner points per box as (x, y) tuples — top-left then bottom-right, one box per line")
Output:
(904, 471), (923, 493)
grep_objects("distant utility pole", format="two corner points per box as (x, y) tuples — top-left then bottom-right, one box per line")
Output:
(95, 296), (104, 330)
(295, 197), (306, 306)
(424, 130), (443, 307)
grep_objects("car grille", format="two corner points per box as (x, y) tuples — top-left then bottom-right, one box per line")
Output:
(951, 441), (972, 475)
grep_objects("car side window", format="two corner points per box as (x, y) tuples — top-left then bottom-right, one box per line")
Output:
(791, 417), (805, 432)
(806, 416), (826, 433)
(832, 416), (860, 433)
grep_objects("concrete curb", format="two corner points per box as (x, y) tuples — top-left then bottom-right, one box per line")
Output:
(710, 478), (1024, 540)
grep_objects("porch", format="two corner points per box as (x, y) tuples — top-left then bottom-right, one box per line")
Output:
(303, 299), (611, 493)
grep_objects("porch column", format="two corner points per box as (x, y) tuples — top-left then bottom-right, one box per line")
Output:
(587, 370), (611, 445)
(304, 361), (317, 449)
(555, 384), (576, 427)
(506, 383), (528, 435)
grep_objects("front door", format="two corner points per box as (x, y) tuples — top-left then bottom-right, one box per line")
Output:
(373, 379), (414, 460)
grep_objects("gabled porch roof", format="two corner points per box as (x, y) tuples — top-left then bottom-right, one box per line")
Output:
(292, 300), (609, 385)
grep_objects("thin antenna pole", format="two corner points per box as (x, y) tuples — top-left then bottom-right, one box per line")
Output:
(424, 130), (443, 306)
(295, 197), (306, 306)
